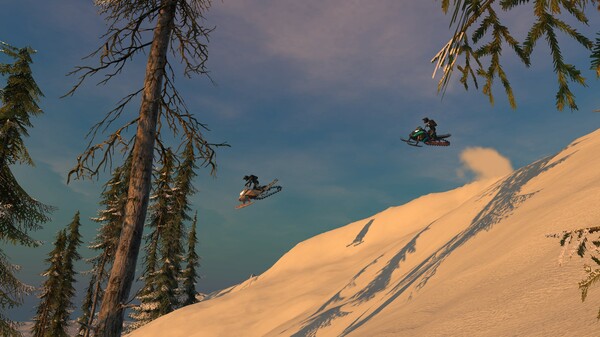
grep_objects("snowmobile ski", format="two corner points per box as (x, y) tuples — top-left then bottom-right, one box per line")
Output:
(400, 138), (422, 147)
(235, 201), (254, 209)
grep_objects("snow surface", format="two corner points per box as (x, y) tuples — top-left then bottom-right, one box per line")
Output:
(128, 128), (600, 337)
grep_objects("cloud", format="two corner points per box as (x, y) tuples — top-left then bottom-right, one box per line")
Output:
(457, 147), (513, 181)
(212, 0), (451, 96)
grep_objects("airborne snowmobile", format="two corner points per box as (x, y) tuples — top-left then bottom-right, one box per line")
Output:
(401, 126), (451, 147)
(236, 178), (282, 209)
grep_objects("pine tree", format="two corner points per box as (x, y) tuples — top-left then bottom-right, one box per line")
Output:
(151, 149), (180, 316)
(32, 212), (83, 337)
(169, 143), (198, 304)
(51, 212), (83, 335)
(0, 41), (43, 166)
(76, 276), (96, 337)
(129, 145), (202, 331)
(172, 143), (198, 229)
(77, 157), (131, 337)
(127, 229), (160, 332)
(181, 212), (200, 306)
(129, 150), (177, 330)
(31, 230), (67, 337)
(0, 42), (52, 337)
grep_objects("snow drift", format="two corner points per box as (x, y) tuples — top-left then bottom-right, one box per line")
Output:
(128, 128), (600, 337)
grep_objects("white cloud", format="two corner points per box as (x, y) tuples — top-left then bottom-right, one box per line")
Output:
(457, 147), (513, 181)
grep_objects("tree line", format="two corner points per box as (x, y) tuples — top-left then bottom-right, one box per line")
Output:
(0, 41), (202, 336)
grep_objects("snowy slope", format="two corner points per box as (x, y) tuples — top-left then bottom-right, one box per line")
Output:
(128, 128), (600, 337)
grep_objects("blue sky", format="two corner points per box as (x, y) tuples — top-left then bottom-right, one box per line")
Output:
(2, 0), (599, 321)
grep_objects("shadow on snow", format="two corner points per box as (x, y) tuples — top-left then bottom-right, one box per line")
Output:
(289, 152), (572, 337)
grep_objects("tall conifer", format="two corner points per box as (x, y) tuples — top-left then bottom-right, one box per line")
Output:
(129, 150), (176, 330)
(181, 212), (200, 306)
(77, 157), (131, 337)
(0, 42), (51, 337)
(32, 212), (82, 337)
(76, 276), (96, 337)
(31, 230), (67, 337)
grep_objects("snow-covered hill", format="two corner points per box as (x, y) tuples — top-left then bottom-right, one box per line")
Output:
(128, 129), (600, 337)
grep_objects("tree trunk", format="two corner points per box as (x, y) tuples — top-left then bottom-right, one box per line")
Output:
(83, 253), (107, 337)
(96, 1), (177, 336)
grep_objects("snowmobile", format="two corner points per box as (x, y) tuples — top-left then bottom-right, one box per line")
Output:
(401, 126), (451, 147)
(236, 179), (282, 209)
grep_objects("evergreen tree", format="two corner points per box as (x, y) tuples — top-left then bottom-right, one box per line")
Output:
(169, 143), (198, 303)
(152, 150), (182, 315)
(51, 212), (83, 335)
(172, 143), (198, 231)
(129, 150), (177, 330)
(31, 230), (67, 337)
(32, 212), (82, 337)
(127, 229), (160, 332)
(77, 157), (131, 337)
(76, 276), (96, 337)
(0, 41), (43, 165)
(129, 145), (202, 330)
(181, 212), (200, 306)
(0, 42), (51, 337)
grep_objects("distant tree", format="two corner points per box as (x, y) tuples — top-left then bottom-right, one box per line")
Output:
(32, 212), (82, 337)
(31, 230), (67, 337)
(172, 143), (198, 232)
(0, 41), (52, 337)
(77, 156), (131, 337)
(76, 276), (97, 337)
(63, 1), (227, 334)
(50, 212), (83, 335)
(181, 211), (200, 306)
(432, 0), (600, 110)
(64, 213), (84, 287)
(155, 156), (184, 316)
(169, 142), (198, 303)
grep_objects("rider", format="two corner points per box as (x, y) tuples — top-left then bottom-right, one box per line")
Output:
(243, 175), (260, 190)
(423, 117), (437, 140)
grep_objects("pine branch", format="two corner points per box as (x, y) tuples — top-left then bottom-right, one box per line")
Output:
(436, 0), (594, 110)
(591, 33), (600, 77)
(67, 118), (138, 182)
(579, 265), (600, 302)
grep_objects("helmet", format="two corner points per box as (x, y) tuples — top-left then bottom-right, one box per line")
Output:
(422, 117), (429, 122)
